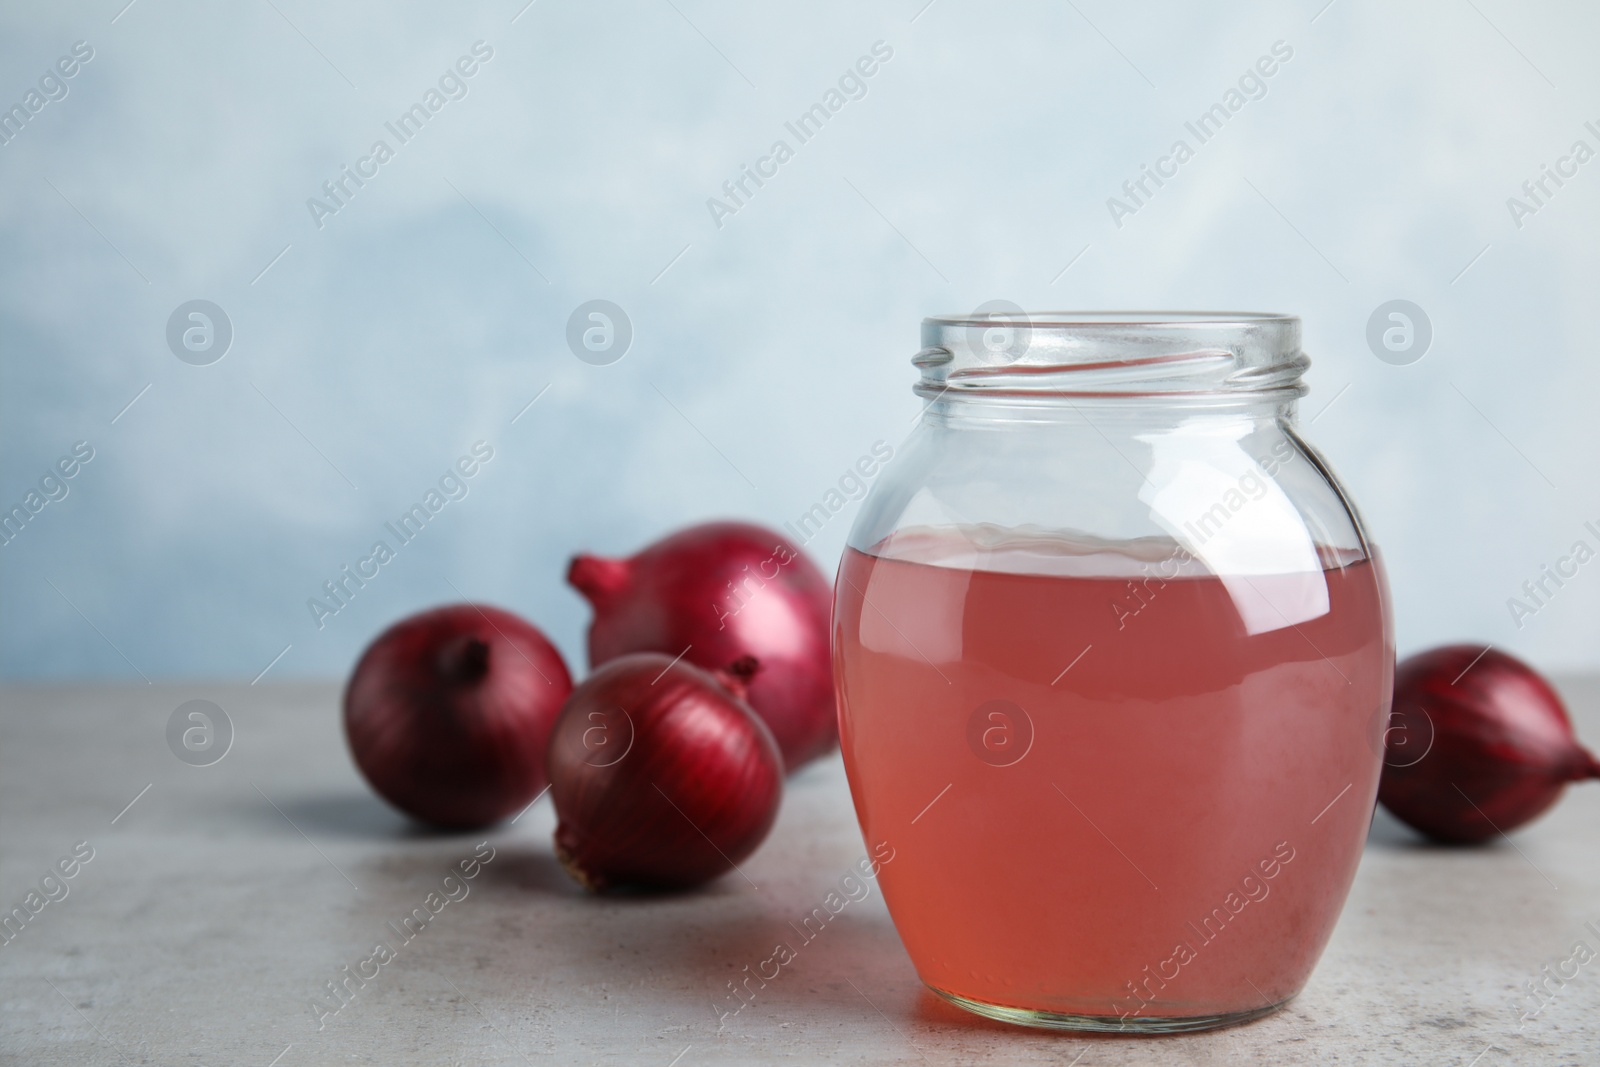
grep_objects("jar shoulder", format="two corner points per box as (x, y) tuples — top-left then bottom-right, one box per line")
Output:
(847, 415), (1373, 570)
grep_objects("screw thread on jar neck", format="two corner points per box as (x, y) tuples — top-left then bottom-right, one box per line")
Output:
(915, 312), (1308, 408)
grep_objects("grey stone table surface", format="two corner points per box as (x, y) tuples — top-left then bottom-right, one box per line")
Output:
(2, 678), (1598, 1066)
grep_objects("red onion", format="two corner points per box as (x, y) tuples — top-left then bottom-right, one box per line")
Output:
(567, 521), (836, 771)
(1378, 645), (1599, 843)
(343, 604), (573, 828)
(546, 652), (783, 892)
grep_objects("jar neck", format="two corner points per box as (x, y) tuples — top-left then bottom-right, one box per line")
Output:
(919, 391), (1300, 428)
(914, 312), (1308, 416)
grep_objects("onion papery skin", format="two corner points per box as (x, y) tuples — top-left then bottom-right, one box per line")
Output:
(1378, 645), (1599, 843)
(343, 603), (574, 829)
(568, 522), (837, 772)
(547, 652), (783, 892)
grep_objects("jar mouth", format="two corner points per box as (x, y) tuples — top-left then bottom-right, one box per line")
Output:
(916, 310), (1307, 401)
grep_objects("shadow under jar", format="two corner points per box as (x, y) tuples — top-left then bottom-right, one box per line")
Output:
(833, 312), (1394, 1033)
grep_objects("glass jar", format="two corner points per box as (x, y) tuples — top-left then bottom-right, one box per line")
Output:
(833, 312), (1393, 1033)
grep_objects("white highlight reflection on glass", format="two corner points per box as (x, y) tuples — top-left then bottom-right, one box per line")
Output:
(1140, 423), (1328, 635)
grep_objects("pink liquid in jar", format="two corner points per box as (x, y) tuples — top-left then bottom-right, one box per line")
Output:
(833, 526), (1392, 1029)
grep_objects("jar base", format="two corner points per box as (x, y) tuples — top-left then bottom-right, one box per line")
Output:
(929, 985), (1289, 1034)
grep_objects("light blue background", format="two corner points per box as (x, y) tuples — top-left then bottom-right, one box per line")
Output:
(2, 0), (1596, 681)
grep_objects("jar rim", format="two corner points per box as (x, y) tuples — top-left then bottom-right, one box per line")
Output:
(924, 310), (1297, 329)
(915, 309), (1307, 402)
